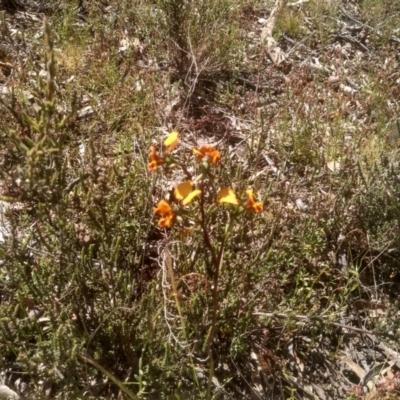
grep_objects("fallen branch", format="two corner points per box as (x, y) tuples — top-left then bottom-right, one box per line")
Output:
(261, 0), (287, 65)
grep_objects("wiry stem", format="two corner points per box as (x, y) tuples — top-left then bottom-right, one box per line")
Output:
(165, 248), (200, 389)
(199, 182), (218, 271)
(176, 161), (193, 181)
(197, 175), (232, 399)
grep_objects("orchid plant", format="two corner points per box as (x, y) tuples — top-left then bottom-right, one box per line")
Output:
(147, 131), (264, 398)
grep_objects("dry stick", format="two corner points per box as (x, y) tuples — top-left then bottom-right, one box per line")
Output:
(261, 0), (287, 65)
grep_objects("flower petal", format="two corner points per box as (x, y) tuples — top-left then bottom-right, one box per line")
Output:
(253, 203), (264, 213)
(209, 150), (220, 163)
(148, 161), (158, 171)
(192, 148), (203, 156)
(149, 146), (160, 160)
(192, 144), (220, 164)
(245, 190), (256, 202)
(182, 189), (201, 205)
(174, 181), (194, 200)
(154, 200), (173, 216)
(245, 190), (264, 212)
(158, 214), (174, 228)
(218, 187), (239, 205)
(148, 146), (163, 171)
(165, 140), (180, 153)
(164, 131), (179, 146)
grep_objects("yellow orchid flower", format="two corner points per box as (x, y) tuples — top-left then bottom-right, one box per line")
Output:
(174, 181), (201, 205)
(174, 181), (194, 199)
(192, 144), (220, 164)
(218, 187), (239, 205)
(245, 190), (263, 213)
(164, 131), (180, 153)
(154, 200), (175, 228)
(148, 146), (163, 171)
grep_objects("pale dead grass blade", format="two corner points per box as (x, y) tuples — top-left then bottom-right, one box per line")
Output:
(261, 0), (287, 64)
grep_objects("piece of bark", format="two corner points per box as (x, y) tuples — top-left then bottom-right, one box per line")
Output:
(261, 0), (287, 65)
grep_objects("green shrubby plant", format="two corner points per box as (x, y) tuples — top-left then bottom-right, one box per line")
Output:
(156, 0), (243, 82)
(0, 19), (151, 398)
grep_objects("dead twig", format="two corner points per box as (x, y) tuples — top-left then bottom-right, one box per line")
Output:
(334, 34), (370, 52)
(261, 0), (287, 65)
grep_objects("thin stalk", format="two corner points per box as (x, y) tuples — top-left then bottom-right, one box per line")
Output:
(199, 181), (218, 270)
(198, 177), (233, 398)
(166, 249), (200, 389)
(205, 231), (227, 400)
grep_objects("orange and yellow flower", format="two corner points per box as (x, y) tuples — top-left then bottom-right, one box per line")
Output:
(164, 131), (180, 153)
(148, 146), (164, 171)
(192, 144), (220, 164)
(154, 200), (175, 228)
(245, 190), (263, 213)
(174, 181), (201, 205)
(218, 187), (239, 205)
